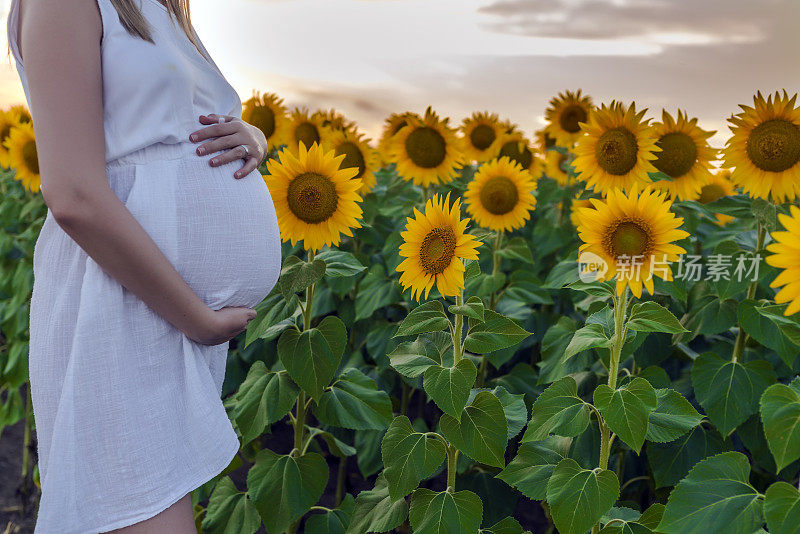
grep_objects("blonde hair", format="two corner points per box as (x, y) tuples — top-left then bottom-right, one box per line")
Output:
(108, 0), (210, 61)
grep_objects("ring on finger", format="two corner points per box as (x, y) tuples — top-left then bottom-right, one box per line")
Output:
(239, 144), (250, 160)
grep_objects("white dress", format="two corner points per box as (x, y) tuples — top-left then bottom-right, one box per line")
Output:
(6, 0), (282, 531)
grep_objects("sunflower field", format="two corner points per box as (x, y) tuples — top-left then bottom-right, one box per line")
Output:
(3, 89), (800, 534)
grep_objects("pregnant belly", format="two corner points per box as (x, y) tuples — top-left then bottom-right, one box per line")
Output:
(115, 149), (282, 311)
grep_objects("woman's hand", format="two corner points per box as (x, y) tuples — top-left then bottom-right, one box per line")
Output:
(189, 113), (268, 179)
(185, 305), (257, 346)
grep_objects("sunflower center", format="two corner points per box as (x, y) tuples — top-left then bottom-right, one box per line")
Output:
(653, 132), (697, 178)
(22, 140), (39, 175)
(698, 183), (726, 204)
(470, 124), (496, 150)
(746, 119), (800, 172)
(544, 133), (556, 149)
(559, 104), (589, 133)
(294, 122), (320, 149)
(605, 219), (650, 258)
(595, 127), (638, 175)
(337, 141), (365, 178)
(286, 172), (338, 224)
(480, 176), (519, 215)
(499, 141), (533, 170)
(419, 226), (457, 274)
(405, 127), (447, 168)
(250, 106), (276, 138)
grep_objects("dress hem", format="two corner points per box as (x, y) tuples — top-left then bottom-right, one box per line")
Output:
(89, 433), (240, 534)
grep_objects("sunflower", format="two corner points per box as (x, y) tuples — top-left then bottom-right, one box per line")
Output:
(10, 104), (31, 124)
(241, 91), (292, 151)
(535, 128), (557, 153)
(264, 141), (363, 252)
(697, 169), (736, 225)
(390, 107), (465, 187)
(570, 197), (596, 228)
(0, 108), (25, 168)
(544, 90), (594, 147)
(324, 129), (381, 195)
(545, 149), (572, 186)
(496, 132), (542, 178)
(464, 156), (537, 232)
(650, 110), (717, 201)
(285, 108), (331, 155)
(723, 90), (800, 203)
(5, 122), (40, 193)
(573, 101), (660, 196)
(460, 111), (504, 163)
(378, 112), (420, 165)
(312, 108), (357, 133)
(397, 192), (481, 301)
(500, 119), (519, 135)
(766, 205), (800, 315)
(576, 184), (689, 298)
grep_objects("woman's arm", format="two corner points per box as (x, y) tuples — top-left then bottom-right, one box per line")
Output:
(18, 0), (256, 345)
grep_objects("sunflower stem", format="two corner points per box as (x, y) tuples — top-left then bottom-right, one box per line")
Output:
(608, 288), (629, 391)
(453, 292), (464, 365)
(732, 221), (766, 363)
(293, 253), (316, 456)
(446, 443), (459, 492)
(488, 231), (503, 310)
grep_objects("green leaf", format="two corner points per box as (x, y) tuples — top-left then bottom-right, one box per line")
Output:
(279, 255), (326, 299)
(522, 376), (591, 441)
(464, 310), (531, 354)
(355, 264), (402, 321)
(598, 503), (665, 534)
(764, 481), (800, 534)
(496, 236), (534, 264)
(381, 416), (446, 501)
(567, 280), (615, 299)
(740, 299), (799, 367)
(201, 477), (261, 534)
(247, 449), (329, 534)
(691, 351), (776, 436)
(388, 332), (451, 378)
(305, 494), (355, 534)
(409, 488), (483, 534)
(423, 358), (478, 420)
(646, 388), (703, 443)
(564, 323), (612, 361)
(315, 250), (366, 278)
(593, 378), (658, 453)
(627, 301), (687, 334)
(752, 197), (779, 230)
(346, 475), (409, 534)
(657, 452), (763, 534)
(646, 424), (726, 488)
(244, 291), (301, 347)
(546, 458), (620, 534)
(497, 437), (570, 500)
(755, 303), (800, 346)
(316, 368), (393, 430)
(538, 317), (591, 383)
(485, 386), (528, 439)
(480, 516), (531, 534)
(760, 378), (800, 471)
(232, 363), (299, 444)
(394, 300), (451, 338)
(440, 391), (509, 468)
(449, 296), (486, 322)
(305, 426), (357, 457)
(278, 316), (347, 400)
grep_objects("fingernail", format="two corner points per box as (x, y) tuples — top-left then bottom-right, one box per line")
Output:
(190, 134), (197, 142)
(211, 158), (218, 165)
(197, 147), (205, 155)
(235, 171), (242, 178)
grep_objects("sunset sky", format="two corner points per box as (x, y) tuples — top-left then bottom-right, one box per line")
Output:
(2, 0), (798, 147)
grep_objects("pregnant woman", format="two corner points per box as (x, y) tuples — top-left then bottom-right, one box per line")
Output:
(6, 0), (282, 531)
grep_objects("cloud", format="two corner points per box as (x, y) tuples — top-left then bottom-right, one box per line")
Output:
(477, 0), (780, 45)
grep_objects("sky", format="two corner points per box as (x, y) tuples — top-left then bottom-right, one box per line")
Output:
(1, 0), (799, 148)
